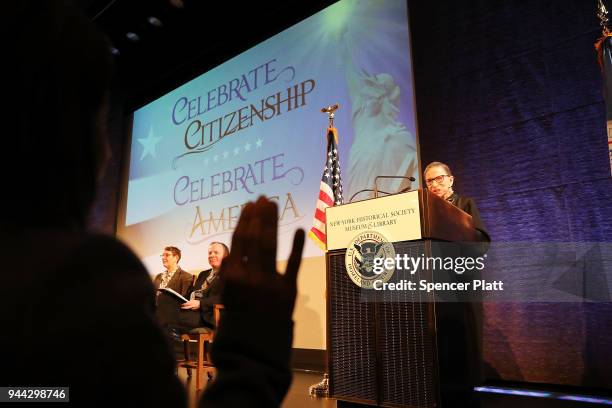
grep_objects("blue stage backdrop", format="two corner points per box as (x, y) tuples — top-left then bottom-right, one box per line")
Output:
(410, 0), (612, 389)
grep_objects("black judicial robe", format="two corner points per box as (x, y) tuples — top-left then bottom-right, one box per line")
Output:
(437, 193), (490, 408)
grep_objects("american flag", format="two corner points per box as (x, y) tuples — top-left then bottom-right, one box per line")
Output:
(308, 127), (343, 250)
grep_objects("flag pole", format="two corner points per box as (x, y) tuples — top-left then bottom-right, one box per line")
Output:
(307, 103), (340, 398)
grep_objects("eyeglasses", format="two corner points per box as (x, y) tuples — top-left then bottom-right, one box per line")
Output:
(160, 253), (173, 258)
(425, 174), (450, 186)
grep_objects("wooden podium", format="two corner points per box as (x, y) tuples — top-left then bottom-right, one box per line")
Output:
(325, 189), (477, 408)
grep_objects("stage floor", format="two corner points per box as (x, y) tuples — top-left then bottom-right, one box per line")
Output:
(179, 369), (609, 408)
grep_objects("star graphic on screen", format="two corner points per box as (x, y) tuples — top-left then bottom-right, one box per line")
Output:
(244, 142), (251, 152)
(233, 147), (240, 156)
(137, 127), (161, 160)
(256, 138), (263, 148)
(223, 151), (229, 159)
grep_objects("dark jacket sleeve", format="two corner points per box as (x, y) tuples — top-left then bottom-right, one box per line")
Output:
(153, 273), (161, 291)
(186, 271), (204, 299)
(179, 269), (194, 297)
(457, 196), (490, 243)
(456, 196), (491, 258)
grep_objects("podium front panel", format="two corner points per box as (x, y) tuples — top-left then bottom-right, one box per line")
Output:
(327, 240), (438, 408)
(377, 241), (437, 408)
(328, 251), (378, 404)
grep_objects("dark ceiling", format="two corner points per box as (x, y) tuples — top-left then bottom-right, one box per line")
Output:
(84, 0), (338, 110)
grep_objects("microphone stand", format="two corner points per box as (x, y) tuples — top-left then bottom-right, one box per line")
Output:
(348, 188), (396, 203)
(373, 175), (416, 198)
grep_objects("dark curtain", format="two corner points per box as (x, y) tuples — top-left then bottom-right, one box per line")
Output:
(410, 0), (612, 389)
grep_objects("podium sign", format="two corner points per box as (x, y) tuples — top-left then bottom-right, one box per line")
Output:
(325, 190), (422, 251)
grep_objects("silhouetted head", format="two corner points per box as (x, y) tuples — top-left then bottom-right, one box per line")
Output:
(4, 1), (113, 229)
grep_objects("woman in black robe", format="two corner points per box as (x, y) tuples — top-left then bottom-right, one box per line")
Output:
(424, 161), (491, 408)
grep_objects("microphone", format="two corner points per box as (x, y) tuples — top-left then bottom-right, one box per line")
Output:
(373, 175), (416, 198)
(321, 103), (340, 113)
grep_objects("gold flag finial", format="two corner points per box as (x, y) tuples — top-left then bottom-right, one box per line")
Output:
(321, 103), (340, 128)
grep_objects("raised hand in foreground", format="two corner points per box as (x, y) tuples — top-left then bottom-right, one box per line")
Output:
(200, 197), (305, 408)
(221, 196), (305, 319)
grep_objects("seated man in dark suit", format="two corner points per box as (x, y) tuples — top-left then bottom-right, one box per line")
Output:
(181, 242), (228, 328)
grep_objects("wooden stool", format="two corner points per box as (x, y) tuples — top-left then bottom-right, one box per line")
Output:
(175, 304), (224, 391)
(176, 328), (214, 391)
